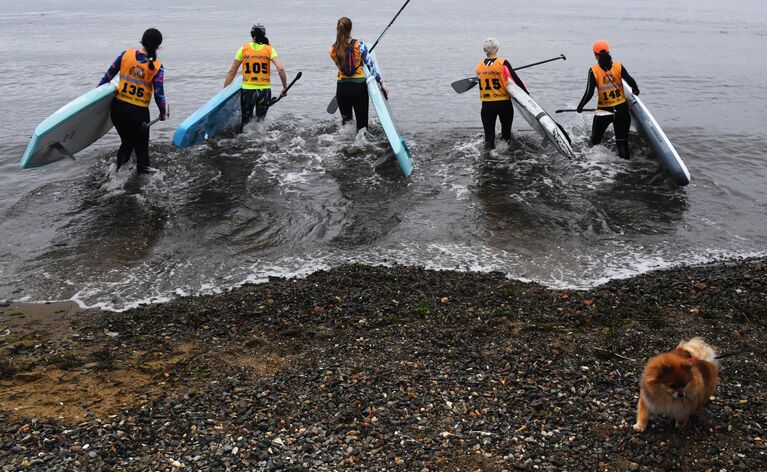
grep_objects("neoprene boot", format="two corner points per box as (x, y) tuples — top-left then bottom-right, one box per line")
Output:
(616, 140), (630, 160)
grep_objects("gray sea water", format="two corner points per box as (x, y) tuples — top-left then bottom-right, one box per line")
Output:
(0, 0), (765, 310)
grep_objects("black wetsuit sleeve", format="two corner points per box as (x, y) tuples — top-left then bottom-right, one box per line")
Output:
(621, 66), (639, 92)
(504, 60), (529, 94)
(577, 69), (597, 110)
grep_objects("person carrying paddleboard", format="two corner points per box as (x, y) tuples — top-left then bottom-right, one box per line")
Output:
(98, 28), (167, 174)
(330, 17), (388, 131)
(576, 39), (640, 159)
(224, 24), (288, 128)
(476, 38), (529, 150)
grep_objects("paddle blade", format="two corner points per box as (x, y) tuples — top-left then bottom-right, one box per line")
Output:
(451, 77), (479, 94)
(326, 96), (338, 114)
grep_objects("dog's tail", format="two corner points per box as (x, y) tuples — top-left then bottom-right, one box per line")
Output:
(678, 337), (718, 367)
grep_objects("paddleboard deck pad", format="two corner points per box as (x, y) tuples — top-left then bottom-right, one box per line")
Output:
(365, 54), (414, 177)
(624, 88), (690, 186)
(20, 83), (117, 169)
(506, 82), (574, 160)
(173, 79), (242, 148)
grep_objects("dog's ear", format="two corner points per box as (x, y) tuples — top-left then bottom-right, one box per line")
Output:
(681, 361), (694, 372)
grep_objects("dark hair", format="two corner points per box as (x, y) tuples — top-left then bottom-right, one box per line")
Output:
(333, 17), (353, 71)
(597, 51), (612, 71)
(251, 24), (269, 45)
(141, 28), (163, 71)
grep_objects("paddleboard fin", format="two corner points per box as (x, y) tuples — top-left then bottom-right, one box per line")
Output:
(50, 142), (76, 161)
(373, 150), (395, 168)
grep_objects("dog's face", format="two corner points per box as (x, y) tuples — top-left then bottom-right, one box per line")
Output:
(645, 355), (695, 400)
(649, 362), (692, 400)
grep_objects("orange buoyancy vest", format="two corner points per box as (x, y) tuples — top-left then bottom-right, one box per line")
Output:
(241, 43), (273, 87)
(476, 57), (511, 102)
(116, 49), (161, 107)
(330, 39), (365, 81)
(592, 61), (626, 107)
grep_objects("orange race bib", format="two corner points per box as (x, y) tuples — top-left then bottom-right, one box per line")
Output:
(476, 57), (510, 102)
(241, 43), (272, 86)
(592, 61), (625, 107)
(116, 49), (160, 108)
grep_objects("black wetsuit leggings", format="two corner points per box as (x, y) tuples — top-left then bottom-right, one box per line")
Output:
(241, 88), (272, 127)
(336, 81), (369, 131)
(481, 100), (514, 149)
(111, 98), (150, 173)
(591, 102), (631, 146)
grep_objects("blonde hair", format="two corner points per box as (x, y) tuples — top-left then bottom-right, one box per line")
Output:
(483, 37), (499, 54)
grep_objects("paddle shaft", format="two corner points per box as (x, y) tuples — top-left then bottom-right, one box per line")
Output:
(142, 104), (170, 130)
(268, 71), (303, 107)
(451, 54), (567, 93)
(327, 0), (413, 113)
(369, 0), (412, 53)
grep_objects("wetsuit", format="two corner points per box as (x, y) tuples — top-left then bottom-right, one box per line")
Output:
(576, 62), (638, 159)
(330, 39), (383, 130)
(236, 42), (278, 127)
(476, 58), (528, 150)
(99, 49), (166, 173)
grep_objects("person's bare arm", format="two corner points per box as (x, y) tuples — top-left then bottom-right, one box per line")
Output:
(272, 56), (288, 97)
(224, 60), (241, 88)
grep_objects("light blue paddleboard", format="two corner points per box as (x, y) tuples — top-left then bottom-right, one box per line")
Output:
(20, 83), (117, 169)
(364, 55), (414, 177)
(172, 78), (242, 148)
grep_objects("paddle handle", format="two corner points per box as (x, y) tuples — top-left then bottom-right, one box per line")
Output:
(556, 108), (597, 113)
(142, 104), (170, 130)
(269, 71), (303, 107)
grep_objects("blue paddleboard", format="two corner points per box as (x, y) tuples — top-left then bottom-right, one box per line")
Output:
(20, 83), (117, 169)
(172, 79), (242, 148)
(364, 55), (414, 177)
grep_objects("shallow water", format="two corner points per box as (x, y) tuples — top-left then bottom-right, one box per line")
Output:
(1, 0), (766, 309)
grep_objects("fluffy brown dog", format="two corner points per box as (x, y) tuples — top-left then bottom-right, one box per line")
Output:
(634, 337), (719, 432)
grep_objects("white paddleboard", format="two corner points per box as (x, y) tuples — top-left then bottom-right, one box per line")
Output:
(506, 82), (574, 159)
(623, 88), (690, 186)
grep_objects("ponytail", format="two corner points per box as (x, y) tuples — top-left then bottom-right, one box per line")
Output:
(141, 28), (163, 71)
(597, 51), (612, 71)
(333, 17), (353, 71)
(251, 24), (269, 45)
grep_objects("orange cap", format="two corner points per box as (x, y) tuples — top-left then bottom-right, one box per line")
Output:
(593, 40), (609, 54)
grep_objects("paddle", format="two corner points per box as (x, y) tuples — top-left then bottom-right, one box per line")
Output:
(450, 54), (567, 94)
(556, 108), (614, 116)
(142, 104), (170, 130)
(326, 0), (413, 114)
(267, 71), (303, 107)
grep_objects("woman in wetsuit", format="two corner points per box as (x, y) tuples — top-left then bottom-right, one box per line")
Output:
(476, 38), (529, 150)
(329, 17), (387, 131)
(99, 28), (166, 174)
(224, 24), (288, 129)
(576, 39), (639, 159)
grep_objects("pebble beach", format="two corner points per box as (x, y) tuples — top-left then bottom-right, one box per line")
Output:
(1, 257), (765, 471)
